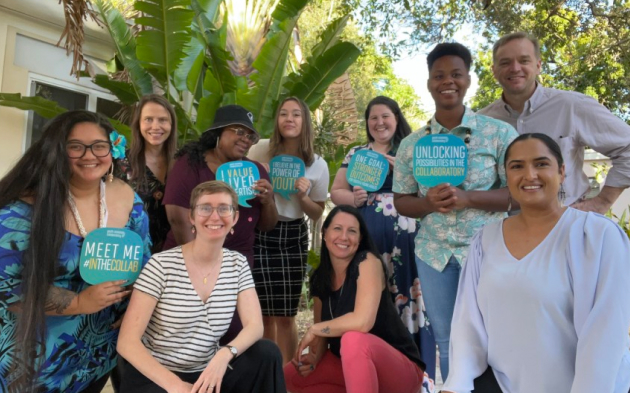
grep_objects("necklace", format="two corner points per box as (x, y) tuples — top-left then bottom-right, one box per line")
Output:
(67, 181), (107, 237)
(328, 283), (344, 318)
(189, 249), (222, 285)
(425, 127), (471, 144)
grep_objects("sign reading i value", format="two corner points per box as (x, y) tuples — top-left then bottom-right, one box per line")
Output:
(346, 150), (389, 192)
(79, 228), (144, 285)
(270, 155), (305, 200)
(413, 134), (468, 187)
(216, 161), (260, 207)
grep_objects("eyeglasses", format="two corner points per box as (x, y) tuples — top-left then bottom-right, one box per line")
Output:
(194, 204), (235, 217)
(66, 141), (112, 158)
(226, 127), (260, 144)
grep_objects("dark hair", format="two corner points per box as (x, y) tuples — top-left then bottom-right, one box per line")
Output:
(364, 96), (412, 153)
(176, 127), (222, 167)
(310, 205), (382, 297)
(269, 97), (315, 166)
(427, 42), (473, 71)
(0, 110), (114, 390)
(129, 94), (178, 189)
(504, 133), (564, 168)
(493, 32), (541, 62)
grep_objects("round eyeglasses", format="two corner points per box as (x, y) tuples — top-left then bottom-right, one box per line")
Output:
(226, 127), (260, 144)
(66, 141), (112, 158)
(194, 204), (235, 217)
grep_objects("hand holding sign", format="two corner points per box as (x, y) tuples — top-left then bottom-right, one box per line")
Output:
(216, 161), (261, 207)
(270, 155), (306, 200)
(346, 150), (389, 192)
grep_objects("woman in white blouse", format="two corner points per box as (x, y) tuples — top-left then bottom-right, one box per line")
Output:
(117, 181), (286, 393)
(442, 133), (630, 393)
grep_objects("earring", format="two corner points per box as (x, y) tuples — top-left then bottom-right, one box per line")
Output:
(230, 228), (234, 235)
(106, 163), (114, 183)
(558, 183), (566, 206)
(191, 225), (196, 234)
(507, 192), (512, 212)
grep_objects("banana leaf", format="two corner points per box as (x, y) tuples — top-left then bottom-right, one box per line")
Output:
(173, 35), (205, 93)
(0, 93), (67, 118)
(287, 42), (361, 110)
(92, 75), (139, 105)
(92, 0), (152, 98)
(196, 12), (237, 96)
(135, 0), (194, 88)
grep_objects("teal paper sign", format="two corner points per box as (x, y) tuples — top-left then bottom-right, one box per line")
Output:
(413, 134), (468, 187)
(346, 150), (389, 192)
(270, 155), (306, 200)
(216, 161), (260, 207)
(79, 228), (144, 285)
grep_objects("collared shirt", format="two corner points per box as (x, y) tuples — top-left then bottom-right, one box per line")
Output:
(479, 84), (630, 206)
(393, 107), (518, 272)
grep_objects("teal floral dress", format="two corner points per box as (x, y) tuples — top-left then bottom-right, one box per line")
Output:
(341, 143), (436, 380)
(0, 194), (151, 392)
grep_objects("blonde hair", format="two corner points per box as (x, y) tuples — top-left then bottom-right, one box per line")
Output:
(189, 180), (238, 217)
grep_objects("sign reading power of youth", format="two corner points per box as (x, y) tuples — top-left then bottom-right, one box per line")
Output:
(79, 228), (144, 285)
(413, 134), (468, 187)
(346, 150), (389, 192)
(216, 161), (260, 207)
(269, 155), (305, 200)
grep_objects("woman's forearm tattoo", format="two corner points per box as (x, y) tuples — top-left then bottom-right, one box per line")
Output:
(321, 326), (331, 334)
(44, 287), (76, 314)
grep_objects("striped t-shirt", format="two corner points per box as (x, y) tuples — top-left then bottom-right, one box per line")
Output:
(133, 246), (255, 372)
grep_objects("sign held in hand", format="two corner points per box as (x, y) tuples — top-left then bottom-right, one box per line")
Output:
(216, 161), (261, 207)
(346, 150), (389, 192)
(270, 155), (306, 200)
(79, 228), (144, 285)
(413, 134), (468, 187)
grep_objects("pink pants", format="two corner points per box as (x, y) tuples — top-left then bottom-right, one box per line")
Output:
(284, 331), (423, 393)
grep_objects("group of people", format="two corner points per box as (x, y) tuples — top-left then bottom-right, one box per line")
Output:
(0, 30), (629, 393)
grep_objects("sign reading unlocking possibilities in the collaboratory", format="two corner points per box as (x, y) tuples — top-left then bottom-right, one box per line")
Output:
(216, 161), (261, 207)
(79, 228), (144, 285)
(346, 150), (389, 192)
(413, 134), (468, 187)
(269, 155), (305, 200)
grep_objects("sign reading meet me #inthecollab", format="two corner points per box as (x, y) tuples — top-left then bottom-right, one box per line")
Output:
(79, 228), (144, 285)
(413, 134), (468, 187)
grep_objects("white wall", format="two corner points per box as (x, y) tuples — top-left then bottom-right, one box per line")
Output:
(0, 0), (114, 175)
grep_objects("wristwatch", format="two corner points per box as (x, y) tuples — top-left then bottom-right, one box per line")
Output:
(225, 345), (238, 360)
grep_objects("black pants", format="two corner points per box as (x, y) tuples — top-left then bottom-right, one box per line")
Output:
(120, 340), (286, 393)
(472, 367), (503, 393)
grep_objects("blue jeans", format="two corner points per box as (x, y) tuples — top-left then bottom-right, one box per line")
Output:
(415, 255), (461, 380)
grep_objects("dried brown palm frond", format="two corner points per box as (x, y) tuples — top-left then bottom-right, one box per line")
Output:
(57, 0), (103, 79)
(324, 72), (359, 145)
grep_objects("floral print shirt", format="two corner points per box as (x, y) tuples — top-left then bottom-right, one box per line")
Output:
(393, 107), (518, 271)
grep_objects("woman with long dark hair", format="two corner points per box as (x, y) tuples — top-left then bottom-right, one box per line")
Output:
(330, 96), (435, 377)
(442, 133), (630, 393)
(248, 97), (329, 363)
(284, 205), (426, 393)
(116, 94), (178, 253)
(0, 110), (151, 392)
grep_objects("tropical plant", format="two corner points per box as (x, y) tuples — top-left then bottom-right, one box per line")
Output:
(0, 0), (360, 141)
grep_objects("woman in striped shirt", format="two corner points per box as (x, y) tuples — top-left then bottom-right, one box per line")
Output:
(117, 181), (286, 393)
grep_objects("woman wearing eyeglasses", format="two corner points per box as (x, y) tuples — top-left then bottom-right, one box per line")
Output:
(118, 181), (286, 393)
(163, 104), (278, 343)
(0, 110), (151, 392)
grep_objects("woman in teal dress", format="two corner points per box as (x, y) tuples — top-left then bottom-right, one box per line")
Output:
(0, 111), (151, 392)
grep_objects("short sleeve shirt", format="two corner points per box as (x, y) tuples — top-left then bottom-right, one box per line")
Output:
(393, 107), (518, 271)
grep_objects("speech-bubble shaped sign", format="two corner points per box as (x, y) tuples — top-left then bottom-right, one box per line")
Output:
(79, 228), (144, 285)
(216, 161), (261, 207)
(269, 155), (306, 200)
(413, 134), (468, 187)
(346, 150), (389, 192)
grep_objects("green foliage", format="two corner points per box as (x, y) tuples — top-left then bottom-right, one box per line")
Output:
(606, 207), (630, 239)
(0, 0), (360, 143)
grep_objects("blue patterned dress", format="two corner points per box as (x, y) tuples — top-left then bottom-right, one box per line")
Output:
(0, 195), (151, 392)
(341, 143), (436, 380)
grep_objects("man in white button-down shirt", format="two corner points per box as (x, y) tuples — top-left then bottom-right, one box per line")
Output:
(480, 32), (630, 214)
